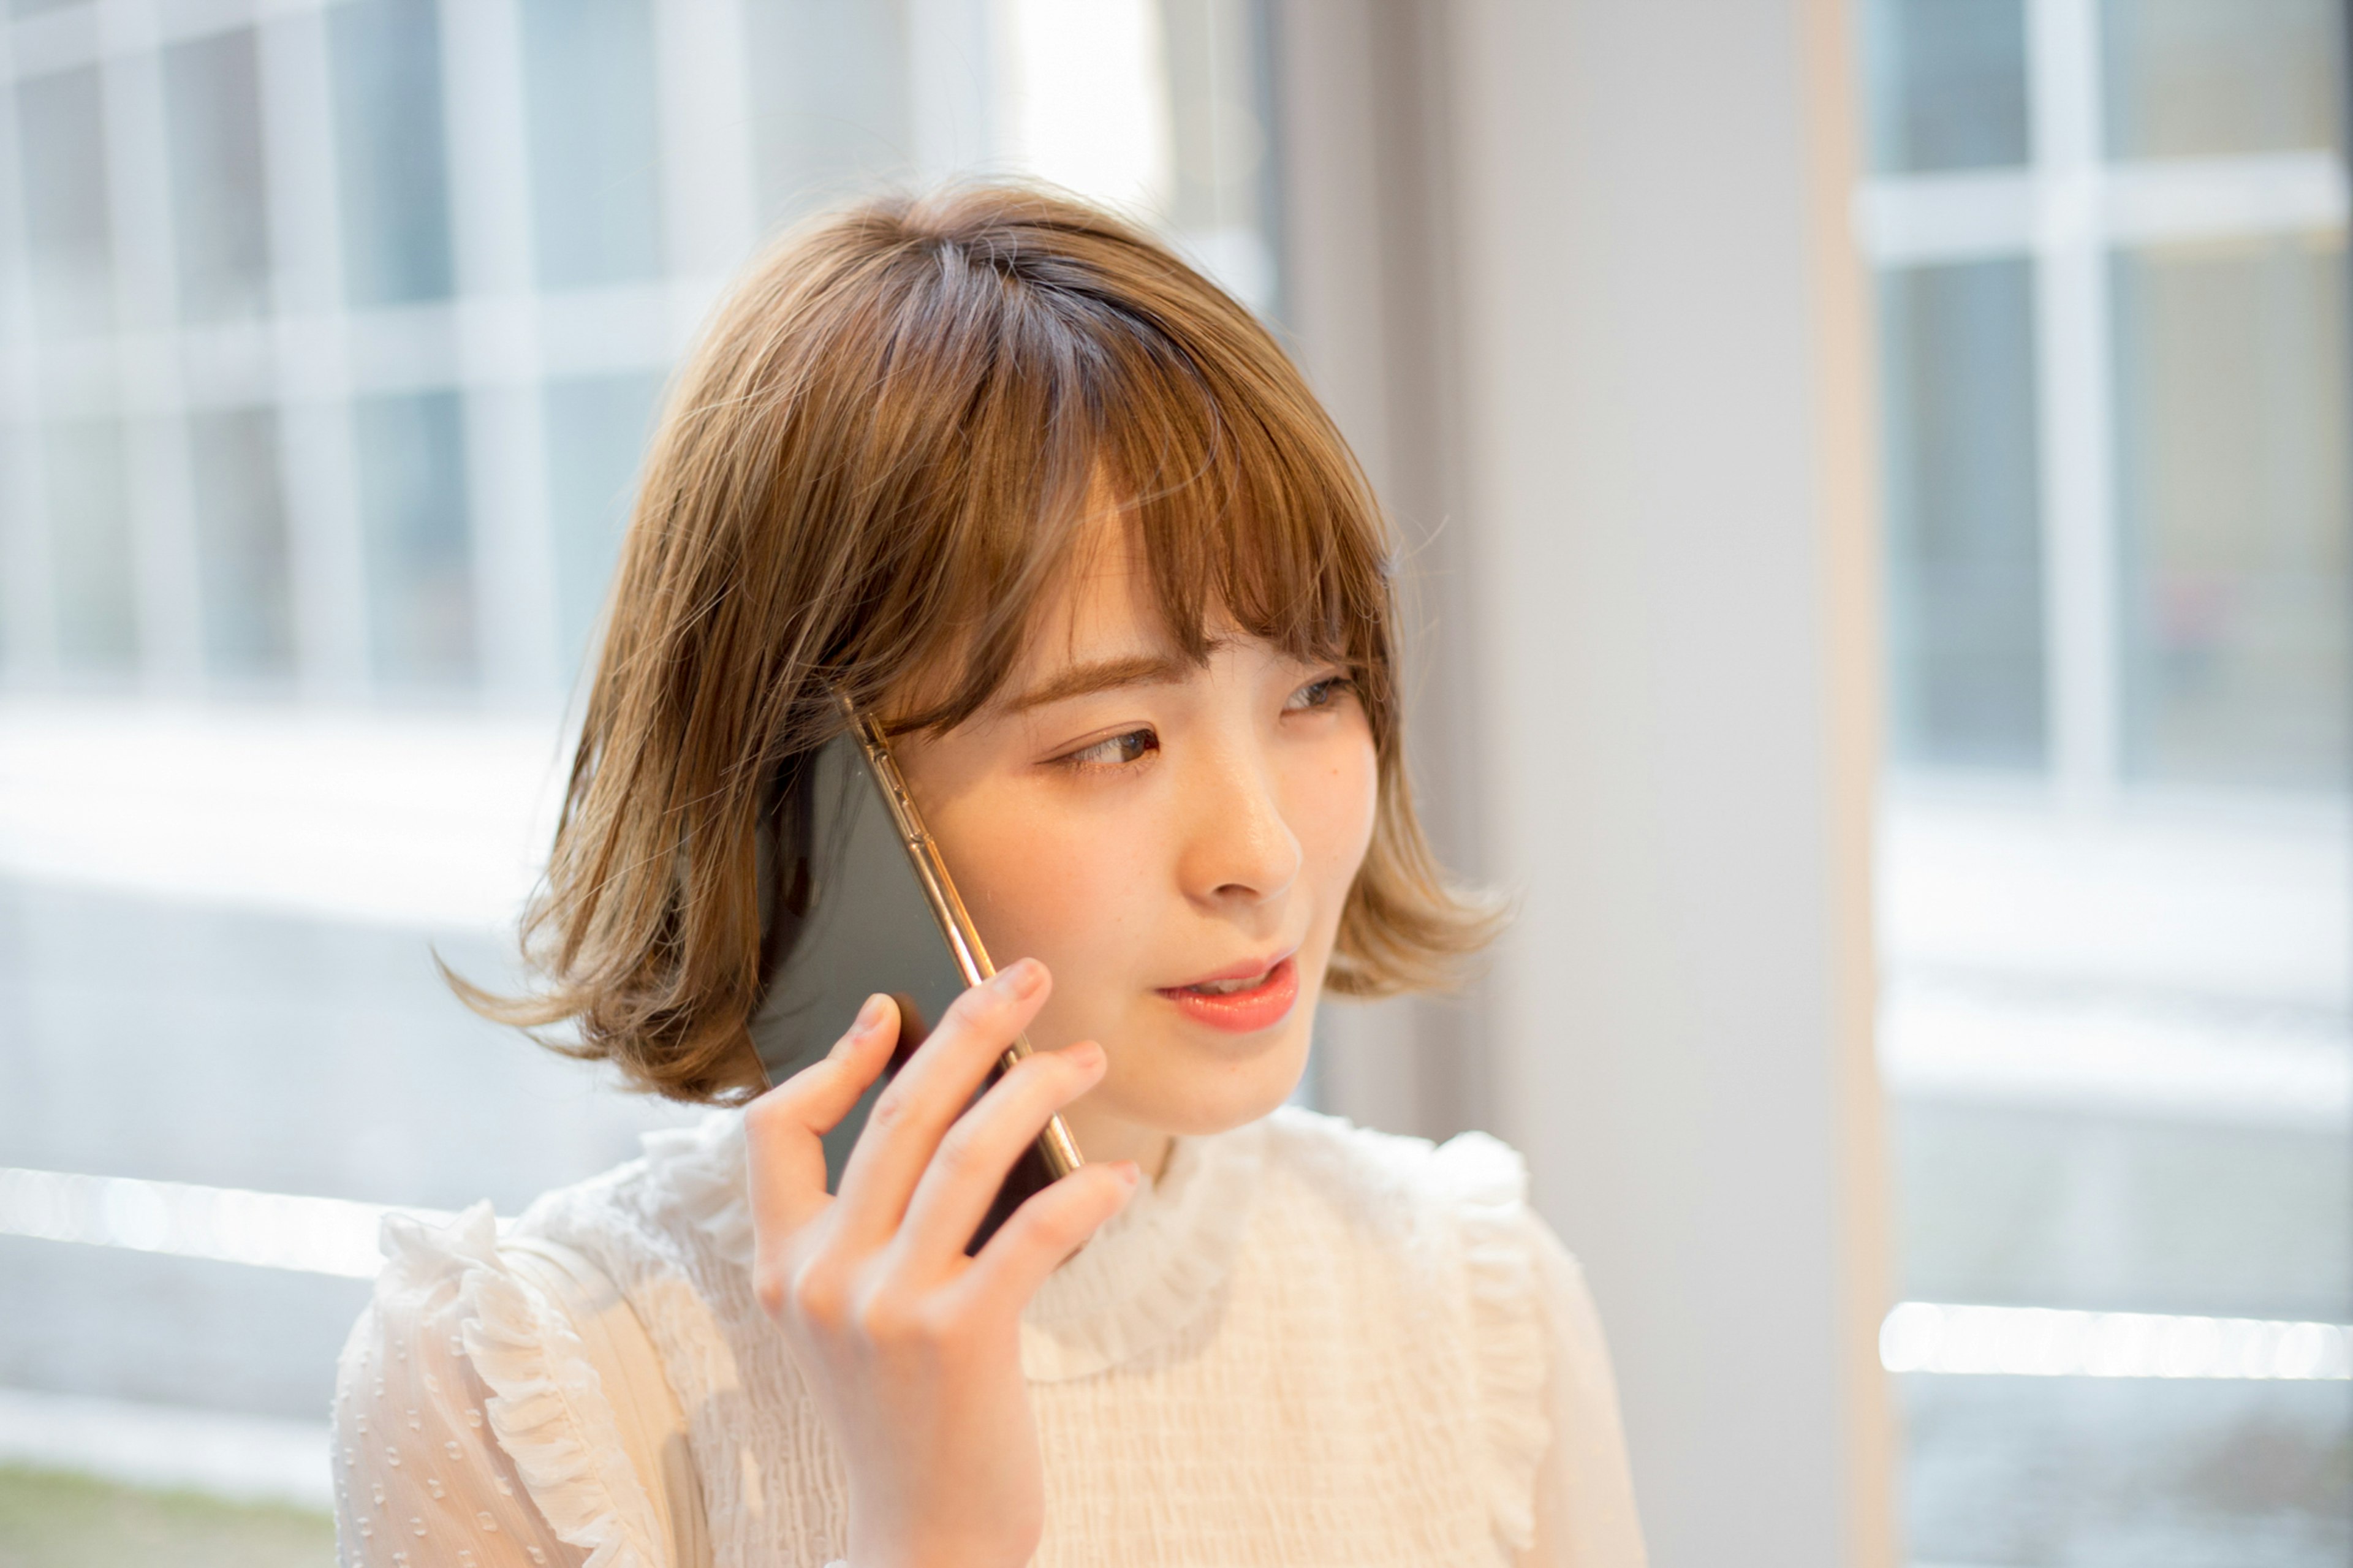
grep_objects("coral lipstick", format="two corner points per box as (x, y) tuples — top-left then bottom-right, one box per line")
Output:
(1156, 954), (1300, 1033)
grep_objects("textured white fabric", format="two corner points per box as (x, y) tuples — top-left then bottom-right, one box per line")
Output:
(335, 1105), (1646, 1568)
(496, 1237), (709, 1566)
(333, 1208), (612, 1568)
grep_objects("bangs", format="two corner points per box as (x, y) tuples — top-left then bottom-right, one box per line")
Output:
(832, 230), (1396, 746)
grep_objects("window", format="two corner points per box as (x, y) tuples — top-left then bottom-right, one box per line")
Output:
(44, 415), (137, 674)
(13, 63), (110, 338)
(328, 0), (456, 308)
(541, 369), (660, 673)
(1866, 0), (2031, 174)
(1878, 257), (2047, 771)
(518, 0), (661, 291)
(185, 406), (296, 681)
(162, 28), (271, 327)
(741, 0), (913, 226)
(1862, 1), (2351, 1561)
(352, 389), (474, 688)
(2112, 235), (2348, 790)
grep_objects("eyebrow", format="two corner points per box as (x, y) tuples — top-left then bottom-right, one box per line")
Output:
(1002, 650), (1203, 713)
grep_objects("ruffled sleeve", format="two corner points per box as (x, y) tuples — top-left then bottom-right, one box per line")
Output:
(1423, 1129), (1646, 1567)
(1514, 1218), (1649, 1568)
(1426, 1132), (1555, 1553)
(332, 1203), (670, 1568)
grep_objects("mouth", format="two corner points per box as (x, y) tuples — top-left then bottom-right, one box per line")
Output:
(1156, 952), (1302, 1034)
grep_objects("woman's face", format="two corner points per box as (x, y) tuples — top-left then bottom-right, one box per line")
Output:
(890, 525), (1379, 1174)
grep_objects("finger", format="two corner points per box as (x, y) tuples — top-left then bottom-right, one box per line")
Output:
(955, 1158), (1142, 1311)
(829, 958), (1051, 1240)
(894, 1040), (1107, 1259)
(744, 993), (900, 1240)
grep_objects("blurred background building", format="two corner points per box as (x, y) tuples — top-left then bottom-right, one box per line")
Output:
(0, 1), (2344, 1566)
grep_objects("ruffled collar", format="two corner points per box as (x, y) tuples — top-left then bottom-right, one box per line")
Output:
(637, 1108), (1268, 1384)
(1018, 1115), (1267, 1382)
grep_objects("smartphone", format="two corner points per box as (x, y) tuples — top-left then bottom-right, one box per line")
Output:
(747, 696), (1085, 1253)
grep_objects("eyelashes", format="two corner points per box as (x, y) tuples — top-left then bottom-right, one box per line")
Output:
(1048, 672), (1356, 773)
(1058, 727), (1159, 771)
(1286, 674), (1356, 712)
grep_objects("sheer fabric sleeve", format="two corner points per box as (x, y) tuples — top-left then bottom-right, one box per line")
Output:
(1515, 1221), (1649, 1568)
(332, 1203), (671, 1568)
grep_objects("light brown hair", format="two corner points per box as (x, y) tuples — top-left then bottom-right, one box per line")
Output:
(464, 184), (1496, 1101)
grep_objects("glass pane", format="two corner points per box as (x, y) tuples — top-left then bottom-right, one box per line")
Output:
(519, 0), (664, 290)
(2112, 234), (2349, 792)
(14, 67), (113, 338)
(1898, 1105), (2349, 1319)
(352, 392), (474, 686)
(45, 417), (137, 673)
(1862, 0), (2031, 174)
(1878, 258), (2047, 771)
(542, 371), (657, 674)
(743, 0), (912, 228)
(2103, 0), (2342, 159)
(186, 407), (295, 681)
(329, 0), (456, 308)
(0, 876), (681, 1412)
(162, 28), (273, 325)
(1901, 1376), (2351, 1563)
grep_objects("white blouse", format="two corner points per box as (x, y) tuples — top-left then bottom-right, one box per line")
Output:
(331, 1105), (1647, 1567)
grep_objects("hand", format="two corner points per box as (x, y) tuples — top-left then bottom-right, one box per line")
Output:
(745, 959), (1140, 1568)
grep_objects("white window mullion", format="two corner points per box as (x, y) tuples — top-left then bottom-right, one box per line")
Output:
(2105, 150), (2349, 247)
(438, 0), (556, 705)
(96, 2), (204, 694)
(1854, 170), (2036, 267)
(0, 17), (60, 681)
(2028, 0), (2120, 811)
(256, 1), (369, 700)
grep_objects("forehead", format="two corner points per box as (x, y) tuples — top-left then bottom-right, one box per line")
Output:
(1015, 506), (1169, 667)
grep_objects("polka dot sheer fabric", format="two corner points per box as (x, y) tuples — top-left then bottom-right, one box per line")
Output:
(334, 1259), (577, 1568)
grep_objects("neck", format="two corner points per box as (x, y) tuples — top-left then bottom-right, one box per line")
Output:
(1056, 1099), (1176, 1186)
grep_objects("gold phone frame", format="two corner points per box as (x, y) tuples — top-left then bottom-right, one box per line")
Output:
(836, 691), (1085, 1183)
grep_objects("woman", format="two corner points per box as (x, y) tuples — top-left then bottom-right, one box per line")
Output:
(334, 184), (1646, 1568)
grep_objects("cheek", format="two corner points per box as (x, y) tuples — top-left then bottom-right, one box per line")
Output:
(935, 798), (1156, 974)
(1299, 732), (1381, 906)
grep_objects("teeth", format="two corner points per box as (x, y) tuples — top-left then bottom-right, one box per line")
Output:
(1190, 971), (1267, 996)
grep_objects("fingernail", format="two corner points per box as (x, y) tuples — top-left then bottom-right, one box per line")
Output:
(996, 958), (1044, 999)
(1068, 1040), (1105, 1070)
(1112, 1161), (1141, 1186)
(830, 994), (888, 1059)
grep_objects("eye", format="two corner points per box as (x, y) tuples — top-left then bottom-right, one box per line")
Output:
(1284, 673), (1356, 713)
(1057, 727), (1159, 771)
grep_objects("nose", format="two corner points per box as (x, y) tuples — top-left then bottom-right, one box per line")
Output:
(1175, 737), (1303, 909)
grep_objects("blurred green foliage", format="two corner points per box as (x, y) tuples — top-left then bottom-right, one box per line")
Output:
(0, 1464), (333, 1568)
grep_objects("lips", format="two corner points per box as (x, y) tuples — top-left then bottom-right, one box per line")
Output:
(1156, 953), (1301, 1034)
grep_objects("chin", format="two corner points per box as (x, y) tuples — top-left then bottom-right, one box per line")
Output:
(1123, 1010), (1317, 1138)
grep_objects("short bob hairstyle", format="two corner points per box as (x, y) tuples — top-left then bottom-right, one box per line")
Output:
(471, 184), (1496, 1102)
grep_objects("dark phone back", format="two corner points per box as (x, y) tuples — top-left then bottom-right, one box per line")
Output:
(748, 729), (1054, 1245)
(749, 729), (969, 1187)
